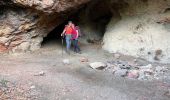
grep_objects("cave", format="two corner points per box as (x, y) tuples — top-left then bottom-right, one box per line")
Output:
(41, 1), (113, 50)
(1, 0), (170, 63)
(41, 22), (66, 48)
(41, 14), (81, 50)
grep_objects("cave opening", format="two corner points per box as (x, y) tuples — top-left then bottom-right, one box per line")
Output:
(41, 0), (113, 50)
(41, 17), (80, 49)
(41, 22), (66, 48)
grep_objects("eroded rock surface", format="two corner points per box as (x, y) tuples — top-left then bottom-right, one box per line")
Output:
(103, 0), (170, 63)
(0, 0), (90, 52)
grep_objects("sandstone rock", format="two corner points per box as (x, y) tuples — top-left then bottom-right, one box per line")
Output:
(89, 62), (107, 70)
(0, 44), (7, 52)
(114, 69), (128, 77)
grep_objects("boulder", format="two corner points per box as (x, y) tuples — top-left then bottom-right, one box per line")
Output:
(89, 62), (107, 70)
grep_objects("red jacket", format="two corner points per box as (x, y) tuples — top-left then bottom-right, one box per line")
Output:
(72, 27), (79, 40)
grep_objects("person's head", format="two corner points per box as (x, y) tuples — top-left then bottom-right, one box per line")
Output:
(68, 21), (72, 26)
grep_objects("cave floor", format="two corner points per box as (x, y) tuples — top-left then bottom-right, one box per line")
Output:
(0, 41), (170, 100)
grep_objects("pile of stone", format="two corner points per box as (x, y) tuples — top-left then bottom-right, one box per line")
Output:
(89, 60), (168, 80)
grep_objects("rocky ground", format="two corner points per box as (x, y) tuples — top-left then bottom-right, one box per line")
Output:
(0, 40), (170, 100)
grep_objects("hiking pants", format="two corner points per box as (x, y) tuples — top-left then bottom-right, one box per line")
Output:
(65, 35), (72, 52)
(73, 39), (81, 52)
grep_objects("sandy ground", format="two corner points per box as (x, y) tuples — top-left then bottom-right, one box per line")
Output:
(0, 40), (170, 100)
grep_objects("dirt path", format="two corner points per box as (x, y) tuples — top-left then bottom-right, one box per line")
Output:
(0, 42), (170, 100)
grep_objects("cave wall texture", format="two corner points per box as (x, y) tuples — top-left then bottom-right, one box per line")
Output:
(103, 0), (170, 63)
(1, 0), (170, 63)
(0, 0), (90, 52)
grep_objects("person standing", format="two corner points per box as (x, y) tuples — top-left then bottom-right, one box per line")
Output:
(72, 26), (81, 54)
(61, 21), (74, 54)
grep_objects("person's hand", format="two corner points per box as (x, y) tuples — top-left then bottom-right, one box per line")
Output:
(61, 34), (63, 36)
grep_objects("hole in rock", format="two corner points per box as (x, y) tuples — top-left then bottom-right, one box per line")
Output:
(41, 22), (67, 49)
(41, 0), (114, 50)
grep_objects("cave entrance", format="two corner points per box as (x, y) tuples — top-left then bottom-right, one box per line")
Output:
(41, 0), (114, 51)
(41, 22), (67, 49)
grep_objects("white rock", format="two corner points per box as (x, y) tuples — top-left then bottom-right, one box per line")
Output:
(133, 59), (137, 63)
(140, 64), (153, 69)
(89, 62), (107, 70)
(39, 71), (45, 76)
(30, 85), (35, 89)
(63, 59), (70, 65)
(34, 71), (45, 76)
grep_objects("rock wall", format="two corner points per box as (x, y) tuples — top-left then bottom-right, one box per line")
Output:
(103, 0), (170, 63)
(1, 0), (170, 64)
(0, 0), (90, 53)
(77, 0), (112, 43)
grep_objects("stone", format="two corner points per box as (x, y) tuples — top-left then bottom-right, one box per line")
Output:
(114, 53), (121, 59)
(138, 71), (146, 80)
(139, 64), (154, 76)
(104, 63), (116, 73)
(80, 57), (88, 62)
(34, 71), (45, 76)
(114, 69), (128, 77)
(140, 64), (153, 69)
(133, 59), (137, 63)
(117, 61), (131, 69)
(0, 44), (7, 52)
(63, 59), (70, 65)
(155, 66), (167, 73)
(89, 62), (107, 70)
(127, 70), (139, 79)
(30, 85), (35, 89)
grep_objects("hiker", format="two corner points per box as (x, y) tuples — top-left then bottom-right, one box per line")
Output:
(61, 21), (74, 54)
(72, 26), (81, 54)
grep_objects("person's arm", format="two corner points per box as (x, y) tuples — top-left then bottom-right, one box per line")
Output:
(61, 28), (66, 36)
